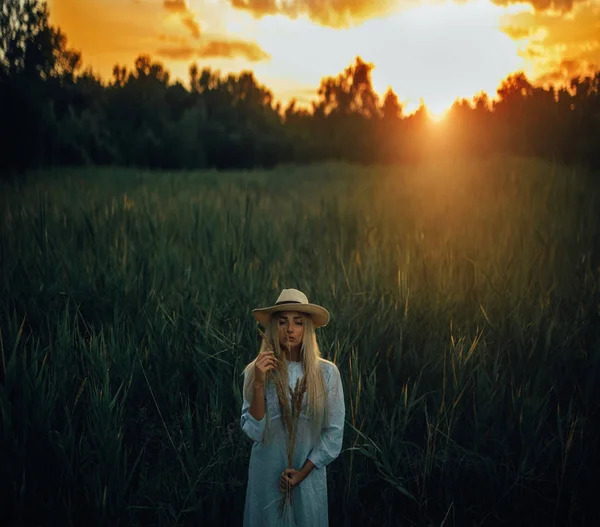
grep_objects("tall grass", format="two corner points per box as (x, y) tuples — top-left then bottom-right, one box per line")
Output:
(1, 157), (600, 526)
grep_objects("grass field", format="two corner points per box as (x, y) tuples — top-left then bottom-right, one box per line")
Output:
(1, 157), (600, 526)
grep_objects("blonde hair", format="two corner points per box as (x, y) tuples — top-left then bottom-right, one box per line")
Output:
(242, 313), (329, 445)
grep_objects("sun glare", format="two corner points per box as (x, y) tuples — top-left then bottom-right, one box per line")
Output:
(365, 0), (528, 114)
(428, 107), (449, 122)
(252, 0), (530, 115)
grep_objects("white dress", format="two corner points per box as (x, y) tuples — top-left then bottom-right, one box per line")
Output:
(240, 359), (345, 527)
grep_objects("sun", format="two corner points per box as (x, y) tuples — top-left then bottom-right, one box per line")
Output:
(427, 107), (449, 122)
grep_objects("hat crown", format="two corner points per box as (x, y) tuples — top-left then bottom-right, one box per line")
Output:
(252, 288), (329, 328)
(275, 288), (308, 305)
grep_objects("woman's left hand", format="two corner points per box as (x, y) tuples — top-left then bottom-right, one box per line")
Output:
(279, 468), (304, 492)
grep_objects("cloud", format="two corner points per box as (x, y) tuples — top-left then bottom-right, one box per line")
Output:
(157, 39), (270, 61)
(163, 0), (201, 39)
(499, 1), (600, 86)
(507, 4), (600, 46)
(493, 0), (582, 13)
(521, 45), (545, 59)
(200, 40), (270, 61)
(537, 58), (598, 84)
(158, 34), (189, 45)
(156, 45), (197, 60)
(502, 25), (534, 40)
(163, 0), (188, 13)
(227, 0), (397, 27)
(159, 0), (269, 62)
(182, 13), (201, 38)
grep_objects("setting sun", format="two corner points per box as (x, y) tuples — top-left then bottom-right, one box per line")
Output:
(428, 107), (450, 122)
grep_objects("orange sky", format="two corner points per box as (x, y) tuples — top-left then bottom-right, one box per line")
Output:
(47, 0), (600, 114)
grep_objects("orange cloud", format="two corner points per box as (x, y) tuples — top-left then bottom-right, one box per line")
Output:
(157, 39), (270, 61)
(494, 0), (579, 12)
(516, 6), (600, 47)
(502, 2), (600, 84)
(156, 45), (197, 60)
(164, 0), (201, 39)
(228, 0), (396, 27)
(537, 58), (598, 84)
(182, 14), (201, 38)
(163, 0), (188, 12)
(502, 25), (534, 39)
(158, 34), (189, 45)
(200, 40), (270, 61)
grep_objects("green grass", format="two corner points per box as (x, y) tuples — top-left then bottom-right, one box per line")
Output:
(1, 157), (600, 526)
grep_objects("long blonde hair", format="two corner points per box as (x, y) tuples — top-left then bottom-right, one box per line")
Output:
(242, 314), (329, 445)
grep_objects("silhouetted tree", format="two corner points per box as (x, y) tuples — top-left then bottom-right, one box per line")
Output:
(377, 88), (403, 162)
(0, 0), (84, 173)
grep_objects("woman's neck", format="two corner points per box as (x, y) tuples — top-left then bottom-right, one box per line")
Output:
(285, 345), (301, 362)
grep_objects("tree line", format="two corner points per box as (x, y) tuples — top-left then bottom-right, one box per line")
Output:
(1, 0), (599, 175)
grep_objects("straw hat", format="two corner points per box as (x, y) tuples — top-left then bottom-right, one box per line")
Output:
(252, 288), (330, 328)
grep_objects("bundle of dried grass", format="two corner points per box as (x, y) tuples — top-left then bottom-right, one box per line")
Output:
(258, 329), (308, 520)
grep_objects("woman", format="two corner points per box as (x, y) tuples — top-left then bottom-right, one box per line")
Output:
(240, 288), (345, 527)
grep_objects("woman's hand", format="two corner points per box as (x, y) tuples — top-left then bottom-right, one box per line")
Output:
(279, 468), (305, 492)
(255, 350), (278, 386)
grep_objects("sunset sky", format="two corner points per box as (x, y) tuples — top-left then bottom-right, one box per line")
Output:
(47, 0), (600, 114)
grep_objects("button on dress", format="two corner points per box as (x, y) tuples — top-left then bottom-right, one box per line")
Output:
(240, 359), (345, 527)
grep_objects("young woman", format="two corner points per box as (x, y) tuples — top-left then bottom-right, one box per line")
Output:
(240, 288), (345, 527)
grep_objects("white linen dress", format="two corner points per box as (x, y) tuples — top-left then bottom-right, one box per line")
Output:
(240, 359), (345, 527)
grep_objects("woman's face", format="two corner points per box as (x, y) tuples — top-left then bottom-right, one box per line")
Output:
(277, 311), (305, 350)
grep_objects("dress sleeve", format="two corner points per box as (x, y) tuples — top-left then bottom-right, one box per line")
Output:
(308, 363), (345, 469)
(240, 371), (266, 443)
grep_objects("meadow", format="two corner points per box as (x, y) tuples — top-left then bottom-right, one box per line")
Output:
(1, 157), (600, 526)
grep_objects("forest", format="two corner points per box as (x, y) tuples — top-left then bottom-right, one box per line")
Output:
(1, 0), (599, 175)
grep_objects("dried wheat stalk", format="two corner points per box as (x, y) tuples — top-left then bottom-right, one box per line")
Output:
(279, 340), (308, 515)
(257, 328), (308, 519)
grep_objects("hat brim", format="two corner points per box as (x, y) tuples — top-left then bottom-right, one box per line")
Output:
(252, 303), (330, 328)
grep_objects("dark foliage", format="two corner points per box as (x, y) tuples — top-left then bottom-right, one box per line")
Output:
(1, 1), (599, 172)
